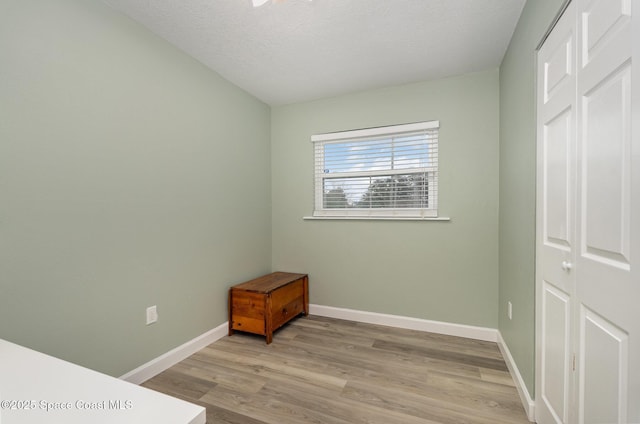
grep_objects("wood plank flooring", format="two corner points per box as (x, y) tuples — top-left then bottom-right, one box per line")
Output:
(141, 316), (530, 424)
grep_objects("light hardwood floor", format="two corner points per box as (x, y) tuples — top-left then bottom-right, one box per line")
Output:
(142, 316), (531, 424)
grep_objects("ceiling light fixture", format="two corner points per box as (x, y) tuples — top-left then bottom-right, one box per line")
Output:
(252, 0), (311, 7)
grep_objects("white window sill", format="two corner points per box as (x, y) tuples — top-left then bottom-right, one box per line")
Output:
(303, 216), (451, 221)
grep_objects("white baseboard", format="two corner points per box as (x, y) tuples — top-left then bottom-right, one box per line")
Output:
(497, 332), (536, 421)
(310, 304), (498, 342)
(119, 321), (228, 384)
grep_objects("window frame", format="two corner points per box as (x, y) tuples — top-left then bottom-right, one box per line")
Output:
(311, 121), (439, 219)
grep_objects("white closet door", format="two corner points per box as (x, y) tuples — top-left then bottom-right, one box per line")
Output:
(536, 2), (577, 423)
(537, 1), (638, 423)
(575, 0), (637, 423)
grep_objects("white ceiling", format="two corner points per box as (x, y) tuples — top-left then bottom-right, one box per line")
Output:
(102, 0), (526, 106)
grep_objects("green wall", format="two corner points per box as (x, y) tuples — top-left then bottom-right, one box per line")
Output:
(0, 0), (271, 377)
(1, 0), (570, 399)
(272, 70), (500, 328)
(498, 0), (565, 397)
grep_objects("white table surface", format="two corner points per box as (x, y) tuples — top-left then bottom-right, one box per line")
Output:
(0, 339), (205, 424)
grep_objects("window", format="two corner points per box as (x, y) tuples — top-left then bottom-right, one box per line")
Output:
(312, 121), (439, 219)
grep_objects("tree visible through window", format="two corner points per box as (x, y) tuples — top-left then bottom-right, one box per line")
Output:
(312, 121), (439, 218)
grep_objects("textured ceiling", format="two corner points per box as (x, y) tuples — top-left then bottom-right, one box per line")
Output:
(102, 0), (526, 106)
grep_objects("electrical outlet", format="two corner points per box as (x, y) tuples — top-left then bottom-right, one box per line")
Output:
(508, 301), (513, 320)
(146, 305), (158, 325)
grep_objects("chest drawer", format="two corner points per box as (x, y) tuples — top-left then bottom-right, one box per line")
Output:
(228, 272), (308, 344)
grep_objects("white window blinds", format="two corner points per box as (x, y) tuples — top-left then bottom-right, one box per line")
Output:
(312, 121), (439, 218)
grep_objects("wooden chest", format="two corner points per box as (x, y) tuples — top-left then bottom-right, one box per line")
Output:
(228, 272), (309, 344)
